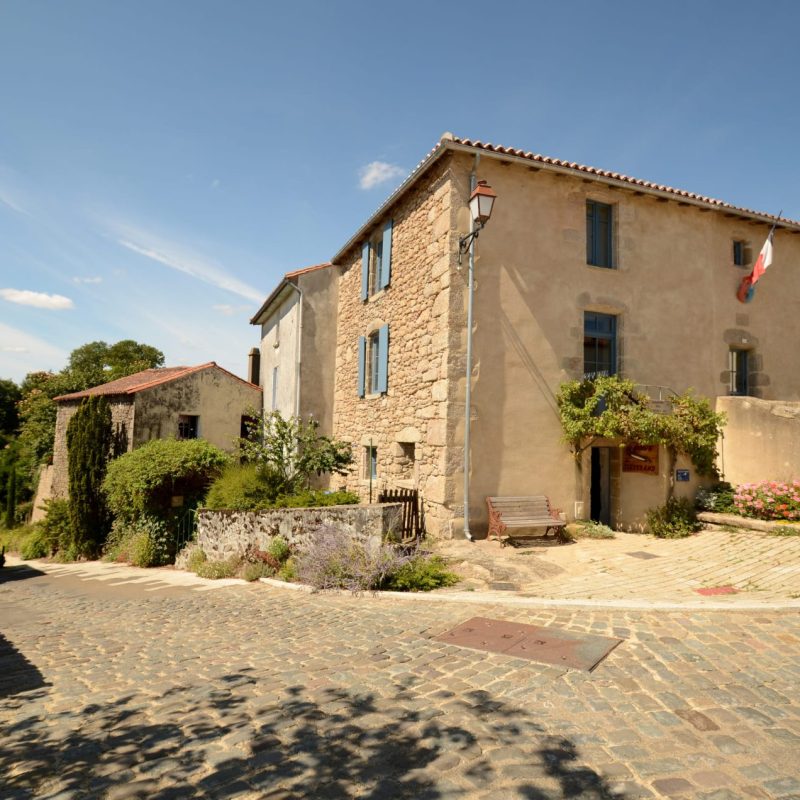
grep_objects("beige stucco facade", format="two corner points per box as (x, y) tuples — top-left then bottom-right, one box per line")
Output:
(49, 365), (261, 503)
(257, 135), (800, 537)
(717, 396), (800, 486)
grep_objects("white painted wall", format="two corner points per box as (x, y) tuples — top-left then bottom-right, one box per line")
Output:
(259, 288), (300, 418)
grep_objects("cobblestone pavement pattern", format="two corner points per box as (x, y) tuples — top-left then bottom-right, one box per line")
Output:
(2, 562), (800, 799)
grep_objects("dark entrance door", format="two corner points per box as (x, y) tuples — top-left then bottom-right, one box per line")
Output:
(590, 447), (612, 525)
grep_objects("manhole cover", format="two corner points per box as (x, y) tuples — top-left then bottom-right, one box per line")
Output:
(626, 551), (660, 560)
(435, 617), (623, 672)
(696, 585), (738, 596)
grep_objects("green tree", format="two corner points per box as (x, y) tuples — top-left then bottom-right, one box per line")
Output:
(0, 378), (21, 444)
(67, 396), (113, 557)
(238, 411), (353, 496)
(66, 340), (164, 388)
(4, 468), (16, 529)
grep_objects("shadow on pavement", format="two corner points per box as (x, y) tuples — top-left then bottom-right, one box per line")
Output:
(0, 670), (624, 798)
(0, 563), (47, 585)
(0, 634), (49, 699)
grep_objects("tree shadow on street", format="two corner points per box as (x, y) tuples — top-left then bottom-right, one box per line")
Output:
(0, 634), (49, 699)
(0, 563), (47, 585)
(1, 673), (627, 798)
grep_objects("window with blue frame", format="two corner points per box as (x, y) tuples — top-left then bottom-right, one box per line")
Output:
(584, 312), (617, 378)
(586, 200), (614, 268)
(357, 324), (389, 397)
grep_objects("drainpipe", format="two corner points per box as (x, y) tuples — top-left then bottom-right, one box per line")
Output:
(463, 153), (480, 541)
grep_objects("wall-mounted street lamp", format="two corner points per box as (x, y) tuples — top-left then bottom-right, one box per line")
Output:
(458, 180), (498, 263)
(460, 177), (497, 541)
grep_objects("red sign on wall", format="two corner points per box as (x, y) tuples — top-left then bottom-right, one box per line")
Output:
(622, 444), (659, 475)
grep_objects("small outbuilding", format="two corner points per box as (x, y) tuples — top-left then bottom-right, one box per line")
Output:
(46, 362), (261, 504)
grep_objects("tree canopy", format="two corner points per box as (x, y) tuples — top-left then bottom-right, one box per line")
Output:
(66, 340), (165, 388)
(0, 378), (21, 444)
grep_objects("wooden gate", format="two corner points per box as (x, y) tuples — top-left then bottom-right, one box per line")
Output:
(377, 488), (425, 544)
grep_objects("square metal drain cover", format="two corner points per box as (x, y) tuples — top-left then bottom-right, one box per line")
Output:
(626, 551), (660, 560)
(435, 617), (623, 672)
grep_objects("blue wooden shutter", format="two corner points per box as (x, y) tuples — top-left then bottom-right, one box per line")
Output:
(361, 242), (370, 301)
(377, 324), (389, 393)
(357, 336), (366, 397)
(380, 219), (393, 289)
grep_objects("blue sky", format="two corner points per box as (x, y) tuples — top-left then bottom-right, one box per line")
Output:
(1, 0), (798, 384)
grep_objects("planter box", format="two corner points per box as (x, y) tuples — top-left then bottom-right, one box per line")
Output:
(176, 503), (403, 566)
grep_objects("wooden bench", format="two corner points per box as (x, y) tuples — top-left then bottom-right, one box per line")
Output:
(486, 495), (567, 543)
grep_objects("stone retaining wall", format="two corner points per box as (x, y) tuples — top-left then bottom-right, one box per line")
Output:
(176, 503), (403, 566)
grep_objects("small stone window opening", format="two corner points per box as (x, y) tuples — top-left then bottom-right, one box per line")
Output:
(178, 415), (199, 440)
(398, 442), (415, 477)
(364, 445), (378, 480)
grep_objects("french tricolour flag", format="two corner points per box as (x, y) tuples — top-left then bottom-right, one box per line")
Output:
(749, 228), (774, 286)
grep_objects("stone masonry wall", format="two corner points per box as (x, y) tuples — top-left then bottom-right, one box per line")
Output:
(177, 503), (402, 566)
(332, 156), (463, 537)
(51, 398), (135, 499)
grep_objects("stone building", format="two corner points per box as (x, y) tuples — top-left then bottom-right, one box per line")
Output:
(255, 133), (800, 537)
(49, 363), (261, 502)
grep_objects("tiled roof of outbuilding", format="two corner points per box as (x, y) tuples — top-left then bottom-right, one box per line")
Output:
(54, 363), (259, 402)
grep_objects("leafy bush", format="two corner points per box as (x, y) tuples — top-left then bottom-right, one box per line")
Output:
(295, 525), (410, 592)
(103, 438), (228, 523)
(646, 497), (702, 538)
(194, 558), (239, 579)
(734, 481), (800, 522)
(21, 528), (50, 559)
(380, 555), (459, 592)
(203, 462), (359, 512)
(186, 547), (207, 571)
(0, 524), (38, 555)
(277, 558), (297, 582)
(576, 520), (616, 539)
(14, 500), (33, 527)
(239, 411), (353, 495)
(242, 562), (274, 582)
(40, 498), (74, 555)
(269, 490), (360, 509)
(102, 515), (172, 567)
(696, 482), (736, 513)
(266, 535), (291, 564)
(204, 463), (272, 510)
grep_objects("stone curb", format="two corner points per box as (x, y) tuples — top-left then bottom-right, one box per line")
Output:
(699, 511), (800, 534)
(258, 577), (800, 612)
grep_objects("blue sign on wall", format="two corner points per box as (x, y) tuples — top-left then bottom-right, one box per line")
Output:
(676, 469), (690, 482)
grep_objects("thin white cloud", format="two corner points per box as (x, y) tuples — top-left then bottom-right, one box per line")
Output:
(359, 161), (406, 190)
(213, 303), (251, 316)
(72, 276), (103, 284)
(0, 288), (74, 310)
(0, 187), (29, 216)
(0, 322), (67, 381)
(112, 226), (263, 303)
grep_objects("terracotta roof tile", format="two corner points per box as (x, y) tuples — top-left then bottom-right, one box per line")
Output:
(54, 362), (260, 402)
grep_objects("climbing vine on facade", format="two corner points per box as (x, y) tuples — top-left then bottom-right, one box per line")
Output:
(556, 376), (726, 490)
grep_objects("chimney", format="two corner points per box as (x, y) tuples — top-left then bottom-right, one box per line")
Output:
(247, 347), (261, 386)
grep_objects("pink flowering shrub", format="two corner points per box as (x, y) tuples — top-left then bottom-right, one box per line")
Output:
(734, 481), (800, 521)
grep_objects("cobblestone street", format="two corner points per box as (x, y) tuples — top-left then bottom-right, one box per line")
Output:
(2, 562), (800, 799)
